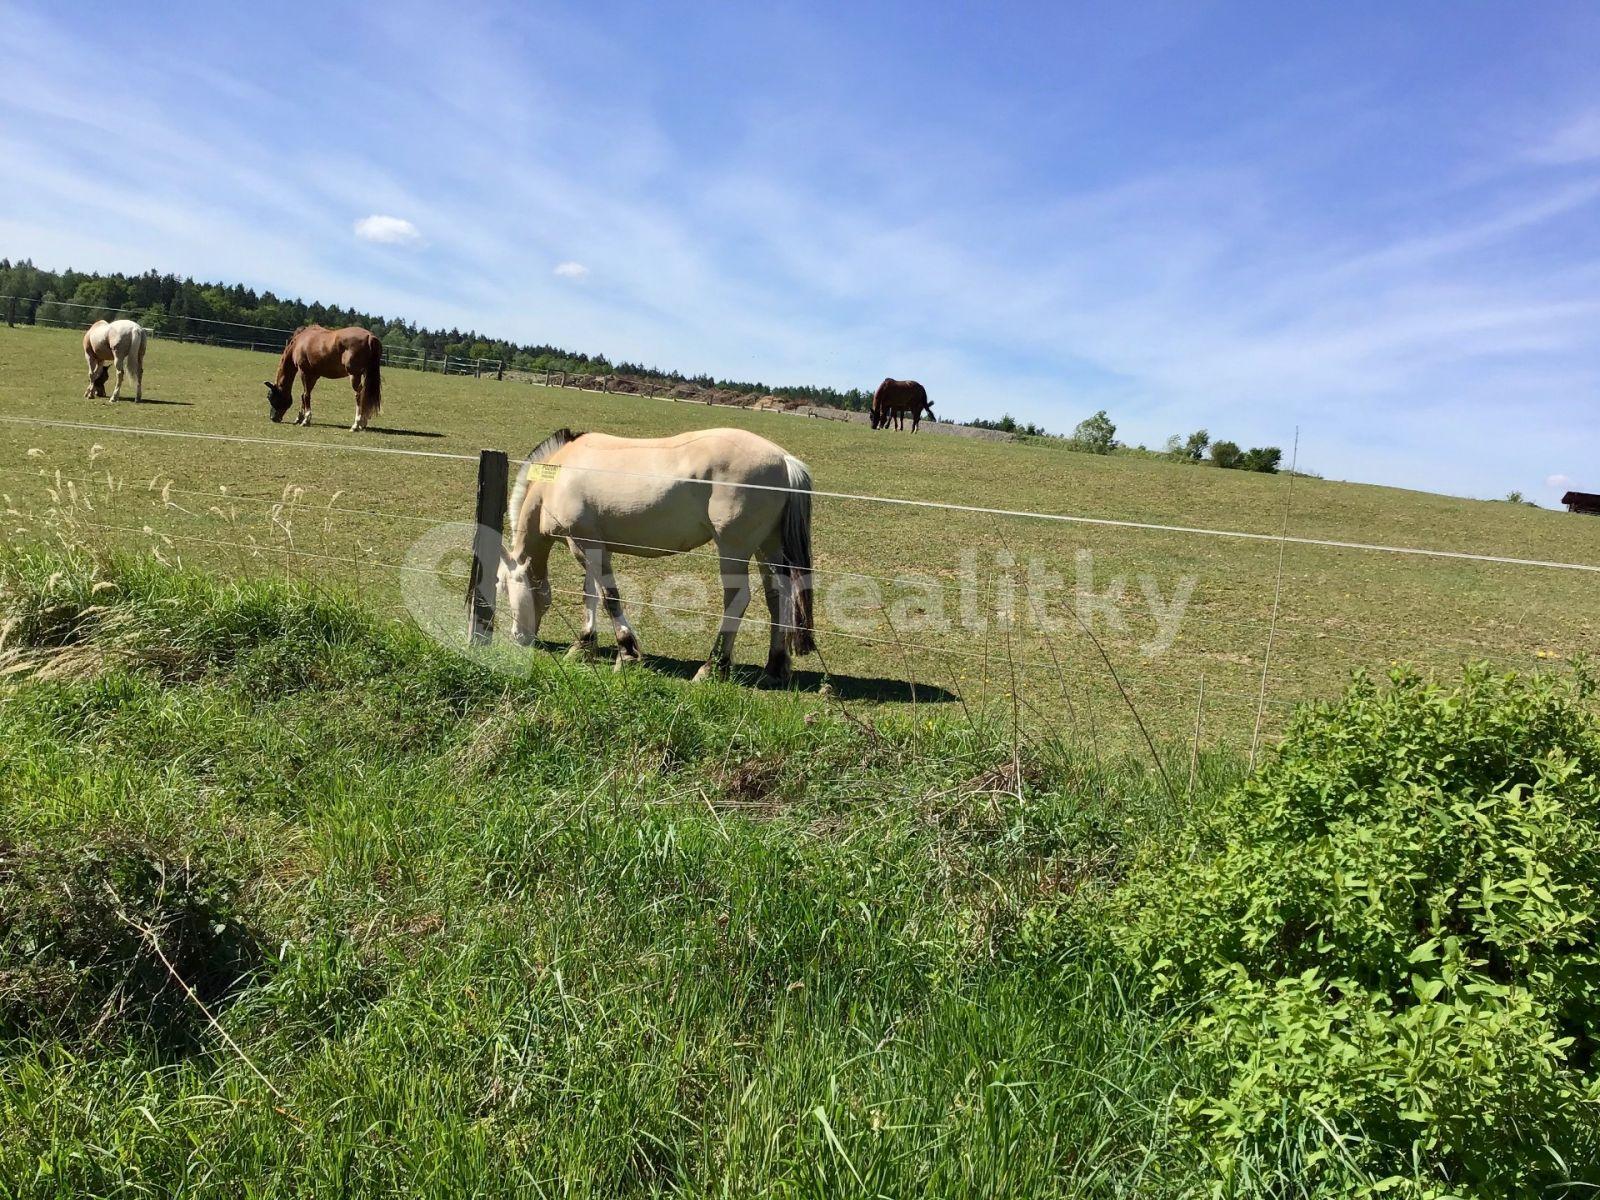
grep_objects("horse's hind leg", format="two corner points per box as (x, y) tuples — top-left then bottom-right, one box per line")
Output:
(694, 546), (751, 682)
(757, 542), (791, 684)
(349, 370), (364, 431)
(109, 352), (126, 403)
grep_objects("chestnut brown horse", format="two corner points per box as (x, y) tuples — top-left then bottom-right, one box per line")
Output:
(870, 378), (933, 431)
(265, 326), (382, 430)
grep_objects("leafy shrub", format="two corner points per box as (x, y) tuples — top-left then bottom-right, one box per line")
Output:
(1115, 666), (1600, 1197)
(1071, 409), (1117, 454)
(1209, 439), (1243, 469)
(1240, 445), (1282, 473)
(0, 833), (260, 1046)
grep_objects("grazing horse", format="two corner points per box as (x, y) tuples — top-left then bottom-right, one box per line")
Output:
(83, 319), (147, 402)
(264, 325), (382, 430)
(498, 427), (817, 683)
(870, 378), (933, 431)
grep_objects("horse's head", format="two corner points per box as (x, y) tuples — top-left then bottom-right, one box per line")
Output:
(264, 381), (292, 422)
(497, 549), (551, 646)
(869, 407), (882, 429)
(85, 364), (109, 398)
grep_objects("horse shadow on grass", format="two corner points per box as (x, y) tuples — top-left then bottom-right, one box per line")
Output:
(362, 426), (445, 439)
(528, 639), (955, 703)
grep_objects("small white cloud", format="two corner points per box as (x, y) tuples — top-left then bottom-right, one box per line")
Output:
(553, 261), (589, 280)
(1546, 474), (1571, 491)
(354, 214), (422, 245)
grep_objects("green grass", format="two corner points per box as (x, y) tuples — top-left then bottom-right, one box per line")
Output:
(3, 321), (1597, 754)
(0, 542), (1232, 1197)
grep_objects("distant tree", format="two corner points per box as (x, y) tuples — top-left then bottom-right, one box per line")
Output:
(1505, 491), (1524, 504)
(1241, 446), (1283, 473)
(971, 414), (1019, 433)
(1183, 429), (1211, 461)
(1210, 440), (1243, 470)
(34, 291), (67, 327)
(1072, 410), (1117, 454)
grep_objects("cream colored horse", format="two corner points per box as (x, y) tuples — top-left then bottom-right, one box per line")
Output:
(498, 427), (816, 682)
(83, 319), (147, 402)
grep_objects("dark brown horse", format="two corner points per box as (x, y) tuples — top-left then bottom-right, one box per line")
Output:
(870, 378), (933, 431)
(265, 326), (382, 430)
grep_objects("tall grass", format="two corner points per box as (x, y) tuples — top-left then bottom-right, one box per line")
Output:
(0, 541), (1238, 1197)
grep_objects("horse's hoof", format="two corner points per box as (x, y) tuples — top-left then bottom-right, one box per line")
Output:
(612, 654), (639, 673)
(692, 662), (729, 683)
(566, 639), (597, 661)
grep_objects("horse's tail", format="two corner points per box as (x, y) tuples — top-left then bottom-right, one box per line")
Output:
(781, 455), (816, 656)
(362, 339), (383, 417)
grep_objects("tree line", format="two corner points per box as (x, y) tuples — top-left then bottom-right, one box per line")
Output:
(0, 259), (875, 411)
(0, 261), (1284, 459)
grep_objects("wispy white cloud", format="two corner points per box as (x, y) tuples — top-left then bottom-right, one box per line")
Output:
(354, 215), (422, 245)
(553, 261), (589, 280)
(1527, 108), (1600, 165)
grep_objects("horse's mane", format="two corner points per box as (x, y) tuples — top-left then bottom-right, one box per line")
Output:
(508, 429), (585, 544)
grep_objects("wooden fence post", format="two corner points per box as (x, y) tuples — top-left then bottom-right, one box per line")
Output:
(474, 358), (483, 380)
(442, 354), (450, 376)
(496, 361), (504, 381)
(466, 449), (509, 645)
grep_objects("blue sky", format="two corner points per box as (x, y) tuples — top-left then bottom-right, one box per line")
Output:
(3, 1), (1598, 502)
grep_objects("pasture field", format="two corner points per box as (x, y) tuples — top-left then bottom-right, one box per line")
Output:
(3, 321), (1598, 753)
(5, 323), (1600, 1196)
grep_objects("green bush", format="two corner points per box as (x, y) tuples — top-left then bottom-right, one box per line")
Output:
(1209, 439), (1243, 469)
(1240, 446), (1282, 473)
(1115, 666), (1600, 1197)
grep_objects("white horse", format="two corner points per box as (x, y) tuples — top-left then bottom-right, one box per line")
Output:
(83, 319), (148, 402)
(498, 427), (817, 682)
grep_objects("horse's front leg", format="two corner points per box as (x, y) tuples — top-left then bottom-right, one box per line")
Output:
(598, 550), (641, 669)
(694, 553), (751, 682)
(566, 541), (602, 660)
(296, 378), (315, 426)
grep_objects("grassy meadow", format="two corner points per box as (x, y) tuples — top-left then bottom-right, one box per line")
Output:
(5, 321), (1600, 1197)
(3, 323), (1597, 750)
